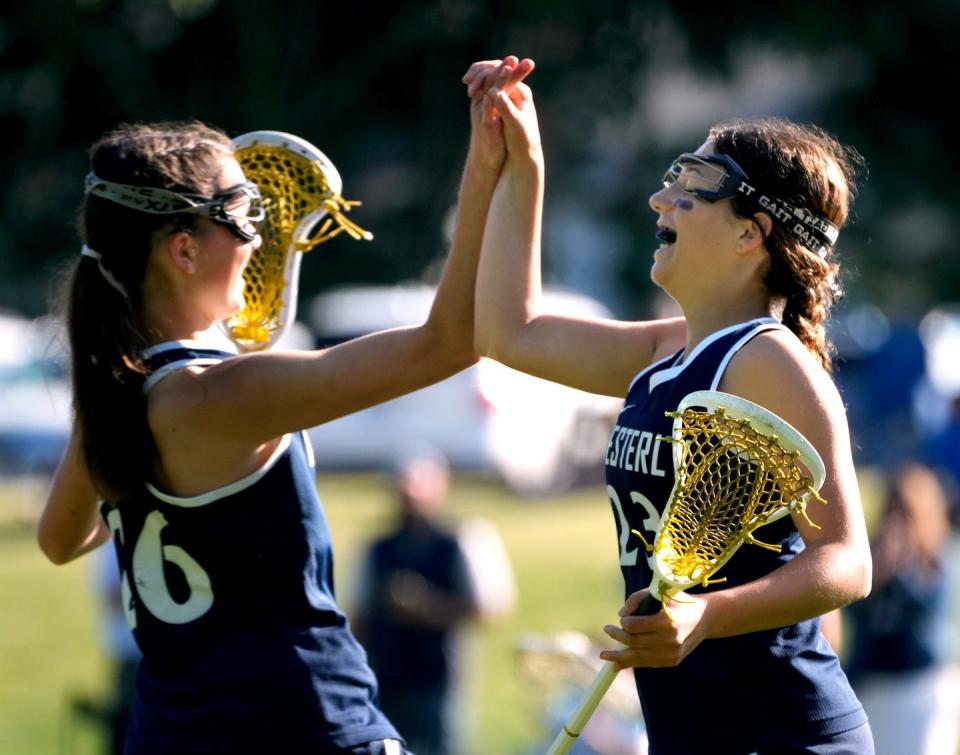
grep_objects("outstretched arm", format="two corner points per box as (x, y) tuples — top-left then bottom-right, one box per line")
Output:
(474, 66), (684, 398)
(151, 60), (538, 454)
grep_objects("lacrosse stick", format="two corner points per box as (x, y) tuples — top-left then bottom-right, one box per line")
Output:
(547, 389), (827, 754)
(515, 632), (642, 719)
(223, 130), (372, 352)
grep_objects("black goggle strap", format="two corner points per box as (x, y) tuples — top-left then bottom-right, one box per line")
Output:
(696, 154), (839, 256)
(84, 174), (264, 223)
(736, 184), (839, 258)
(663, 155), (839, 258)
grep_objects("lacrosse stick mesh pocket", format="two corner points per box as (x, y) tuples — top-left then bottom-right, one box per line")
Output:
(656, 406), (824, 585)
(227, 142), (370, 350)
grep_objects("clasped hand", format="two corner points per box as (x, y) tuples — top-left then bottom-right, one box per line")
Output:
(599, 588), (712, 669)
(462, 55), (541, 172)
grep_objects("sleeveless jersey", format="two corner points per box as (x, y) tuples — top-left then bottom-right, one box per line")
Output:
(604, 318), (866, 754)
(101, 341), (399, 754)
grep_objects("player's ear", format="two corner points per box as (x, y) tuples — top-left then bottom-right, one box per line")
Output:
(737, 213), (772, 255)
(164, 229), (199, 274)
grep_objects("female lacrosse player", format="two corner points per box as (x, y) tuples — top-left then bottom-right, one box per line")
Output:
(37, 58), (532, 755)
(465, 60), (874, 753)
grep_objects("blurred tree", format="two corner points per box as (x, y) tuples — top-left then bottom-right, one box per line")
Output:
(1, 0), (957, 321)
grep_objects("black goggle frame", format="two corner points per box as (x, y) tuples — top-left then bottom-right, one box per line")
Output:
(662, 153), (839, 257)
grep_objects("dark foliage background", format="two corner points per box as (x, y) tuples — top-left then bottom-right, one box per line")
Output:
(2, 0), (958, 321)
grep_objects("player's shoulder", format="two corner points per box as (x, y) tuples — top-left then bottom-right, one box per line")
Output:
(146, 346), (268, 404)
(734, 326), (828, 379)
(145, 353), (255, 442)
(721, 326), (845, 430)
(147, 361), (211, 410)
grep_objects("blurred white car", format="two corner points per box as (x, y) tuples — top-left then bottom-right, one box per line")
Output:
(305, 285), (621, 494)
(0, 312), (71, 476)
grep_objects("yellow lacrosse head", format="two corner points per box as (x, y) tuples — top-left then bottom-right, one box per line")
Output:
(649, 390), (826, 599)
(223, 131), (372, 352)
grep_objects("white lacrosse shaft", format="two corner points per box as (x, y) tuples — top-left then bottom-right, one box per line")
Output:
(545, 661), (620, 755)
(546, 580), (667, 755)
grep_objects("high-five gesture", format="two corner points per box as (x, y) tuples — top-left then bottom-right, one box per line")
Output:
(483, 74), (541, 169)
(463, 56), (536, 173)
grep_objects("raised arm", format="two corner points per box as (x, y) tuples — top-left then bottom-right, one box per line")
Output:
(418, 57), (535, 375)
(473, 67), (685, 398)
(149, 60), (540, 452)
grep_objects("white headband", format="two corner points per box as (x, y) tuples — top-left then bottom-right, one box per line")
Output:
(81, 245), (129, 300)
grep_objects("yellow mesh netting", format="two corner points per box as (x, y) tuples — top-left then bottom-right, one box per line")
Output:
(654, 406), (825, 586)
(225, 143), (371, 351)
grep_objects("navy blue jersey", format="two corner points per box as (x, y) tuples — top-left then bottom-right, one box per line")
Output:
(604, 318), (866, 754)
(101, 341), (399, 754)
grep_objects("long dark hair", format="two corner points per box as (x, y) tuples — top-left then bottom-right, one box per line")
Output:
(709, 118), (865, 371)
(67, 121), (234, 502)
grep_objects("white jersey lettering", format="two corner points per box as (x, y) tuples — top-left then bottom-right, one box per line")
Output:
(651, 434), (666, 477)
(636, 431), (652, 474)
(606, 425), (668, 478)
(618, 428), (636, 469)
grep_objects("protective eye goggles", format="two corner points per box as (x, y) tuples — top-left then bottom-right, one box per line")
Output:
(84, 173), (265, 241)
(661, 153), (839, 256)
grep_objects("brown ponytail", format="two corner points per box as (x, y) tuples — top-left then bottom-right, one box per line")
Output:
(66, 121), (234, 502)
(709, 118), (864, 371)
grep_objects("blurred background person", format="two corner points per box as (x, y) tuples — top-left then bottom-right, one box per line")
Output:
(921, 393), (960, 523)
(352, 448), (515, 755)
(845, 462), (960, 755)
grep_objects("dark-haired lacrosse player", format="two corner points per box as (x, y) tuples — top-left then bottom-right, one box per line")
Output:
(464, 59), (874, 754)
(37, 58), (532, 755)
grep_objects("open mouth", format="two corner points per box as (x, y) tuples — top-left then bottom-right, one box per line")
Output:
(656, 227), (677, 244)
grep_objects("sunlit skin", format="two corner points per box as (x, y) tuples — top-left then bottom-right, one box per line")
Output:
(648, 141), (773, 343)
(140, 158), (261, 344)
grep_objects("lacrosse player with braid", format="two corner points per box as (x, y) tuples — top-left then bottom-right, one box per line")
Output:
(36, 58), (532, 755)
(465, 58), (875, 754)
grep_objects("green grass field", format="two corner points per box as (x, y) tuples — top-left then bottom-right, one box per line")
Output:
(8, 470), (958, 754)
(0, 474), (623, 755)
